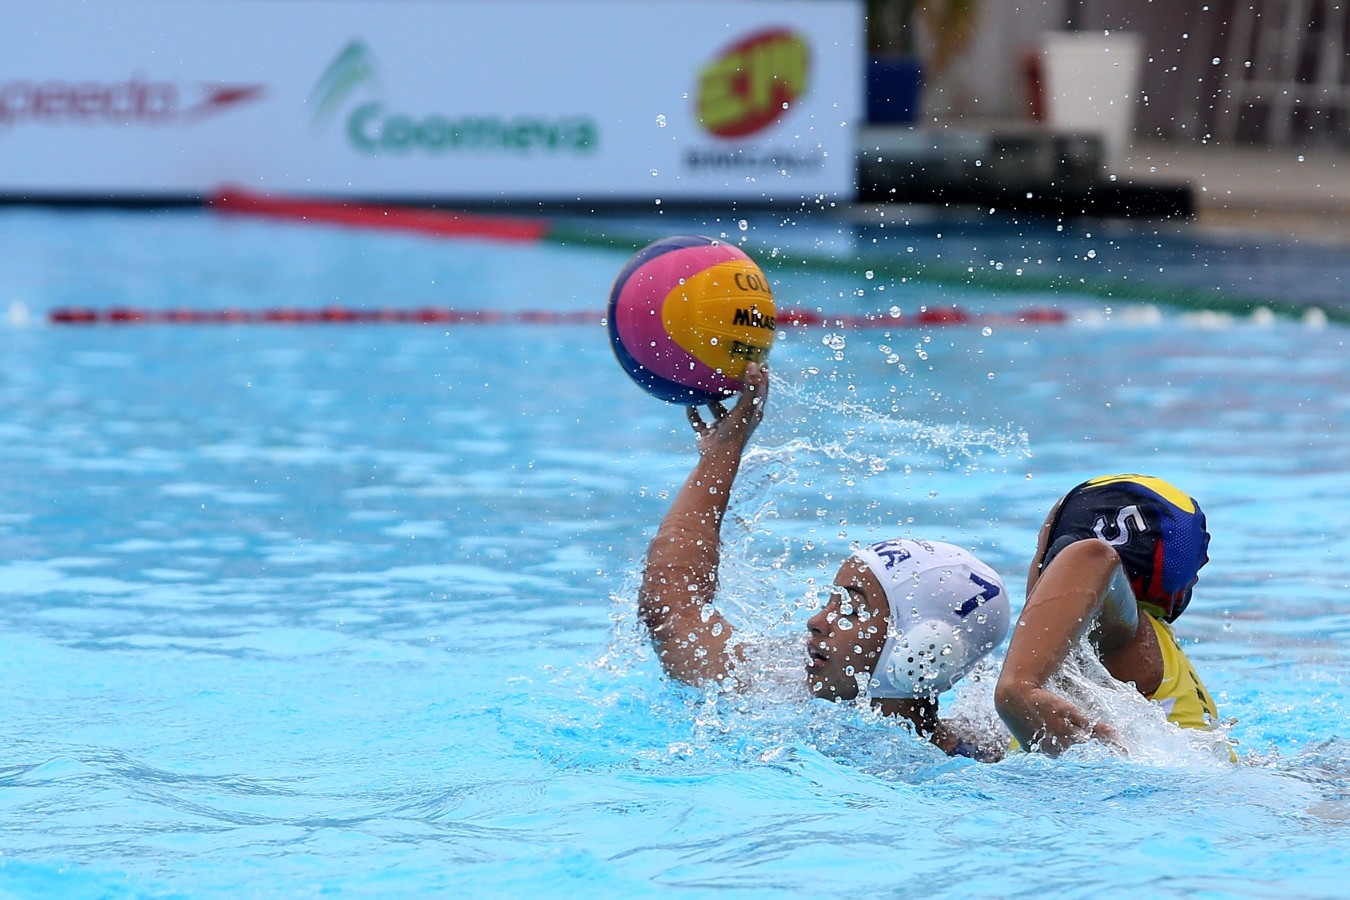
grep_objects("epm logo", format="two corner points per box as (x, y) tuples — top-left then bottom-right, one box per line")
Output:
(309, 40), (598, 156)
(686, 28), (822, 175)
(696, 29), (808, 138)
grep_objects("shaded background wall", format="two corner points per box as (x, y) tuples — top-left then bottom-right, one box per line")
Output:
(910, 0), (1348, 148)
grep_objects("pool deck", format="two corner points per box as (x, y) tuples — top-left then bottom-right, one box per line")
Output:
(1118, 139), (1350, 243)
(860, 123), (1350, 242)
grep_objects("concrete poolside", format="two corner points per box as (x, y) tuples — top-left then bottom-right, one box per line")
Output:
(858, 120), (1350, 244)
(1119, 139), (1350, 243)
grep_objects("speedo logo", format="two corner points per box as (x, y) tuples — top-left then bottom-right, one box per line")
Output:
(733, 307), (775, 330)
(0, 77), (263, 127)
(310, 40), (598, 155)
(696, 28), (809, 138)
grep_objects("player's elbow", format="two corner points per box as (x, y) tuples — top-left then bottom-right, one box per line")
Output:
(993, 671), (1036, 725)
(643, 622), (728, 688)
(636, 587), (671, 633)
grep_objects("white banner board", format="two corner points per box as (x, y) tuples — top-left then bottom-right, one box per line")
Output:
(0, 0), (863, 203)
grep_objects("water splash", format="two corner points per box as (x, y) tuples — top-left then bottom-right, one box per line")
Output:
(1039, 647), (1237, 768)
(767, 374), (1032, 464)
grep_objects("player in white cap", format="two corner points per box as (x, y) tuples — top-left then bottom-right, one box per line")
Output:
(638, 362), (1010, 759)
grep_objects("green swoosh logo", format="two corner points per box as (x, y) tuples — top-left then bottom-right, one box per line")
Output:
(309, 39), (380, 128)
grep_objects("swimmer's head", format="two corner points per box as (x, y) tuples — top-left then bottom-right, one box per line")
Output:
(806, 539), (1008, 704)
(856, 539), (1009, 700)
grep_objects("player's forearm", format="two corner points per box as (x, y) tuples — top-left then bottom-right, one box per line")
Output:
(662, 442), (743, 531)
(640, 449), (741, 613)
(994, 682), (1101, 755)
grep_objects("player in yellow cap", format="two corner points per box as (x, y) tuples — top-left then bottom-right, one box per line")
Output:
(995, 474), (1231, 757)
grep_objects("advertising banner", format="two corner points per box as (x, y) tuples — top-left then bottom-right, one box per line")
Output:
(0, 0), (863, 203)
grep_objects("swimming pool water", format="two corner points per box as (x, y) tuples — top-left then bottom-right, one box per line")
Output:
(0, 207), (1347, 897)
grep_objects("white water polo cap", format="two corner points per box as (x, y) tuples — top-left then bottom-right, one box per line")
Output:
(851, 539), (1010, 700)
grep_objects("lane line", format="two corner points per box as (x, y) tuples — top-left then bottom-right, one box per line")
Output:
(47, 306), (1068, 327)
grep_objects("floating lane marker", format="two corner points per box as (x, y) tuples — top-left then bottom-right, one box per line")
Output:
(778, 307), (1067, 328)
(211, 187), (550, 243)
(47, 306), (1067, 328)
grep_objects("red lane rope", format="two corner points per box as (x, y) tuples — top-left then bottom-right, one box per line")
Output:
(776, 307), (1068, 327)
(210, 187), (551, 243)
(47, 306), (1067, 327)
(47, 307), (595, 325)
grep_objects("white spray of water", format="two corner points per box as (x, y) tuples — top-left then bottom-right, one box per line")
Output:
(1039, 646), (1237, 768)
(6, 301), (32, 327)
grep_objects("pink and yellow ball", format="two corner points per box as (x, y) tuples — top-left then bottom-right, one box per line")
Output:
(607, 235), (776, 405)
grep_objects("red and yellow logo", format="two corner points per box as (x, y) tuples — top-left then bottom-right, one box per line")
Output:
(696, 29), (809, 138)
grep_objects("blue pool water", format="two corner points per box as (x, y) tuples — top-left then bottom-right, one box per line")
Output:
(1, 207), (1348, 897)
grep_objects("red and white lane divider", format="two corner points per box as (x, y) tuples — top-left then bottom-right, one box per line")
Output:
(47, 305), (1067, 327)
(48, 307), (596, 325)
(776, 307), (1067, 328)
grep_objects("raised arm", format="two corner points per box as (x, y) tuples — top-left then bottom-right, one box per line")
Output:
(995, 538), (1133, 754)
(1026, 499), (1063, 598)
(638, 362), (768, 687)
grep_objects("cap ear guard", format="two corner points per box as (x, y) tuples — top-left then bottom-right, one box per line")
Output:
(874, 619), (974, 699)
(852, 539), (1010, 701)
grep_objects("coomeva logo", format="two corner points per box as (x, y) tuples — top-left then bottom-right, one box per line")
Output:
(308, 40), (380, 129)
(310, 39), (598, 155)
(696, 28), (809, 138)
(0, 76), (263, 127)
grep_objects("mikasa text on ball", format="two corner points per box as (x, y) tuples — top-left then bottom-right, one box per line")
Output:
(607, 235), (776, 405)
